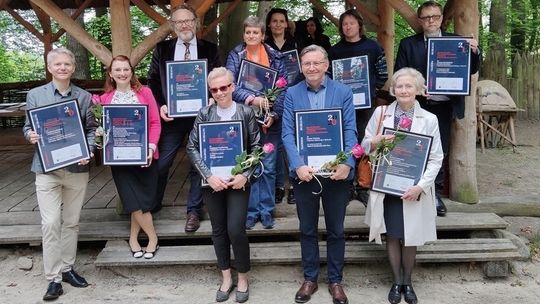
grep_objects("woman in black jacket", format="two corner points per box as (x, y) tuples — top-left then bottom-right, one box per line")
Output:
(187, 67), (261, 303)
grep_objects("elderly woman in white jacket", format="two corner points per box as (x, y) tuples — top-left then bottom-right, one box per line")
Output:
(362, 67), (443, 304)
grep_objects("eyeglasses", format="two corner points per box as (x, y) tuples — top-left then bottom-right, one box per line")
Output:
(301, 61), (326, 68)
(209, 83), (232, 94)
(170, 18), (196, 26)
(419, 15), (442, 22)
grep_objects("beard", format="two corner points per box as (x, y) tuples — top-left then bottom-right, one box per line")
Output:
(178, 30), (194, 42)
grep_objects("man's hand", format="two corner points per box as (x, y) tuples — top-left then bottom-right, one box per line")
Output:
(296, 165), (315, 182)
(27, 130), (40, 144)
(467, 35), (479, 54)
(330, 164), (350, 181)
(160, 105), (173, 122)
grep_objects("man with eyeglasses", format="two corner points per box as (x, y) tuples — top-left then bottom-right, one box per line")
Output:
(282, 45), (356, 304)
(148, 4), (221, 232)
(395, 0), (480, 216)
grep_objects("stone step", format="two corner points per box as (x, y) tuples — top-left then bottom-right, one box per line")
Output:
(94, 238), (522, 268)
(0, 212), (508, 245)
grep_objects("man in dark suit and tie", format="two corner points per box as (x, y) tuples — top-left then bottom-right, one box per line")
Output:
(282, 45), (356, 304)
(147, 4), (221, 232)
(394, 0), (480, 216)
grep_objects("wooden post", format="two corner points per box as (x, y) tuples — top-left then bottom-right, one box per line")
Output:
(110, 0), (132, 58)
(449, 0), (479, 203)
(308, 0), (339, 27)
(378, 0), (394, 80)
(387, 0), (422, 33)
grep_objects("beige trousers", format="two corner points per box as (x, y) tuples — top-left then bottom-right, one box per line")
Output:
(35, 169), (89, 282)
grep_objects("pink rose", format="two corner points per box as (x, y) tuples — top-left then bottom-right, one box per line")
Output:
(262, 143), (274, 154)
(398, 116), (412, 130)
(351, 143), (365, 159)
(275, 77), (288, 89)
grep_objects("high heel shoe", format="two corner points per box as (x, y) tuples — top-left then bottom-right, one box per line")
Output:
(402, 285), (418, 304)
(130, 248), (144, 258)
(388, 284), (402, 303)
(143, 245), (159, 259)
(216, 284), (235, 302)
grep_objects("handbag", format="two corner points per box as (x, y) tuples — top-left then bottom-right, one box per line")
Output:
(357, 106), (386, 188)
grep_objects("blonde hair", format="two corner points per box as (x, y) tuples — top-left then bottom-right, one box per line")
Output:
(207, 67), (235, 85)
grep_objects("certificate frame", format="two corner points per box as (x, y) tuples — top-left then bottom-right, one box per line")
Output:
(371, 127), (433, 197)
(295, 108), (344, 176)
(426, 36), (472, 95)
(166, 59), (208, 117)
(332, 55), (371, 109)
(102, 104), (149, 166)
(198, 120), (244, 186)
(237, 59), (278, 95)
(282, 49), (301, 86)
(28, 99), (91, 173)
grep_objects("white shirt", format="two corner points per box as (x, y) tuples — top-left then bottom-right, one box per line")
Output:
(174, 36), (198, 61)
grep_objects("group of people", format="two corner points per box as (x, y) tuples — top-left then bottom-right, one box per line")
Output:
(23, 1), (480, 303)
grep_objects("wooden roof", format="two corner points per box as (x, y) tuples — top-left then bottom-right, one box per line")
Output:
(3, 0), (159, 10)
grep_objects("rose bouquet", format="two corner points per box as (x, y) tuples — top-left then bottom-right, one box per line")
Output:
(231, 142), (274, 177)
(369, 116), (411, 168)
(254, 76), (287, 123)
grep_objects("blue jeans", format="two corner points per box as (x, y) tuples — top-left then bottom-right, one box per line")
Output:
(156, 118), (203, 215)
(247, 130), (280, 219)
(275, 141), (285, 189)
(293, 178), (349, 283)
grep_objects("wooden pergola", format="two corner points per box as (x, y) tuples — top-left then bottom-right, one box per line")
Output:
(0, 0), (480, 203)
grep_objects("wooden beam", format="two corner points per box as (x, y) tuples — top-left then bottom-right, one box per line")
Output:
(131, 0), (168, 25)
(30, 1), (53, 80)
(151, 0), (170, 14)
(130, 23), (172, 66)
(195, 0), (216, 18)
(387, 0), (422, 33)
(378, 0), (394, 81)
(3, 7), (44, 40)
(308, 0), (339, 27)
(29, 0), (112, 65)
(199, 0), (241, 38)
(110, 0), (132, 57)
(346, 0), (381, 27)
(52, 0), (92, 41)
(170, 0), (184, 8)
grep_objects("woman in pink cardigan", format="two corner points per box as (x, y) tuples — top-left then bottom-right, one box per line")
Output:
(96, 55), (161, 259)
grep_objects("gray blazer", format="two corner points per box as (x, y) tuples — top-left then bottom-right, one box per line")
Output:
(23, 82), (97, 174)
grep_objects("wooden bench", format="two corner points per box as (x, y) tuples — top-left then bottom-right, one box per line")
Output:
(95, 238), (522, 277)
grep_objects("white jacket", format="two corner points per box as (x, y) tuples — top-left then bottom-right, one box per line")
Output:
(362, 101), (443, 246)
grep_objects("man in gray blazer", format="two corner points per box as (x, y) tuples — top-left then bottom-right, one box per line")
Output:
(23, 48), (97, 301)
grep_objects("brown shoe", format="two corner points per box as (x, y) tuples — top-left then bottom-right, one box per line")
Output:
(184, 213), (200, 232)
(294, 280), (318, 303)
(328, 283), (348, 304)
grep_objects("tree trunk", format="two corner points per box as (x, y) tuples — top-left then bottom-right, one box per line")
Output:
(486, 0), (507, 79)
(257, 1), (273, 20)
(510, 0), (526, 78)
(448, 0), (479, 204)
(218, 1), (249, 61)
(65, 8), (89, 80)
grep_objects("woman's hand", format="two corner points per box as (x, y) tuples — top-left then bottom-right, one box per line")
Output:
(401, 185), (423, 201)
(159, 105), (174, 122)
(142, 148), (154, 167)
(227, 174), (248, 190)
(370, 134), (395, 151)
(208, 175), (228, 192)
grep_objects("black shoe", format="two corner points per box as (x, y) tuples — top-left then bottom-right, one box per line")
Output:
(287, 188), (296, 204)
(43, 282), (63, 301)
(62, 269), (89, 288)
(402, 285), (418, 304)
(436, 196), (447, 216)
(216, 284), (235, 302)
(275, 187), (285, 204)
(144, 245), (160, 259)
(388, 284), (402, 303)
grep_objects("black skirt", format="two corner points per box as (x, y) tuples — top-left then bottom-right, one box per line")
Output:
(383, 194), (405, 240)
(110, 161), (158, 213)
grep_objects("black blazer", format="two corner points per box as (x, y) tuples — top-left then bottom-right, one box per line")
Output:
(147, 38), (221, 107)
(394, 32), (481, 119)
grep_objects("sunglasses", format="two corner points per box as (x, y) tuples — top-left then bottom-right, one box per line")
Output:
(209, 83), (232, 94)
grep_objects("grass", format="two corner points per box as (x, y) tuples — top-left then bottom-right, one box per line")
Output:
(529, 231), (540, 261)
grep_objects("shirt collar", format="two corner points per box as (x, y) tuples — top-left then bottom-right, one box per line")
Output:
(51, 82), (72, 97)
(177, 36), (197, 46)
(306, 75), (328, 93)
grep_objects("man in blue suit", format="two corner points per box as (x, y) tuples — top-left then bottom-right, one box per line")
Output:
(282, 45), (356, 304)
(395, 0), (480, 216)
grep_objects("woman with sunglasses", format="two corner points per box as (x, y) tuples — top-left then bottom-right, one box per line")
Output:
(187, 67), (261, 303)
(226, 15), (287, 230)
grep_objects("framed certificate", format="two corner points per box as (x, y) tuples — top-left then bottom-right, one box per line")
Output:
(166, 59), (208, 117)
(282, 49), (301, 85)
(295, 109), (343, 176)
(237, 59), (278, 95)
(332, 55), (371, 109)
(426, 37), (472, 95)
(198, 121), (244, 186)
(371, 128), (433, 197)
(28, 99), (91, 173)
(102, 105), (148, 166)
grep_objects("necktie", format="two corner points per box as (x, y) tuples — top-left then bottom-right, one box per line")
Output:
(184, 42), (191, 60)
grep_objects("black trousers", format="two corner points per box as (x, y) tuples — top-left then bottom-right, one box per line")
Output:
(203, 187), (251, 273)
